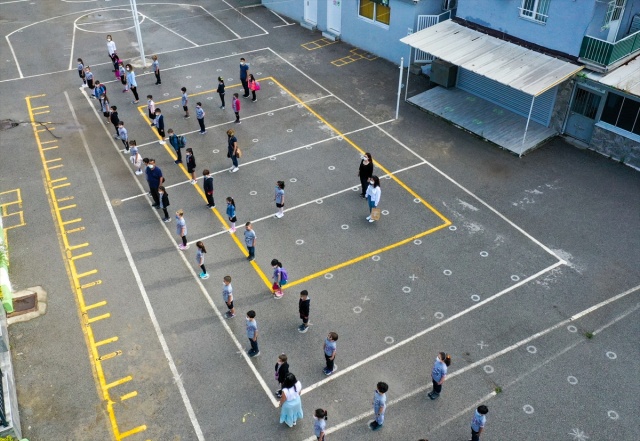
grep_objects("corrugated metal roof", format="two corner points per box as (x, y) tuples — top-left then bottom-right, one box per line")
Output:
(587, 55), (640, 96)
(400, 20), (583, 97)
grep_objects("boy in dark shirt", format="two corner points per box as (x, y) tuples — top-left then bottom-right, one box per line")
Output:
(298, 290), (310, 333)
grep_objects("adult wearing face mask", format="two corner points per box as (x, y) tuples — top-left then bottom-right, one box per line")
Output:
(239, 57), (250, 98)
(358, 152), (374, 199)
(146, 159), (165, 208)
(126, 64), (140, 103)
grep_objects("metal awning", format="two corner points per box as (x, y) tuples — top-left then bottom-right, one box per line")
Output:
(400, 20), (583, 97)
(586, 55), (640, 95)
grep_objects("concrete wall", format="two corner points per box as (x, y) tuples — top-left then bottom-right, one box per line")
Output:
(589, 125), (640, 169)
(550, 78), (575, 134)
(456, 0), (597, 57)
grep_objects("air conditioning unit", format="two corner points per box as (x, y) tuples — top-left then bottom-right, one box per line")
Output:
(430, 58), (458, 88)
(442, 0), (457, 10)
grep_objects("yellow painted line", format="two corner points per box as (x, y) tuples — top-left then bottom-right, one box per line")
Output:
(42, 145), (58, 150)
(57, 196), (75, 202)
(147, 81), (242, 106)
(67, 226), (86, 234)
(47, 164), (64, 170)
(80, 279), (102, 289)
(71, 251), (93, 261)
(30, 104), (48, 109)
(36, 128), (54, 133)
(50, 177), (67, 183)
(68, 242), (89, 250)
(106, 376), (133, 390)
(120, 391), (138, 401)
(95, 336), (119, 347)
(45, 157), (62, 163)
(85, 301), (107, 311)
(119, 425), (147, 439)
(52, 182), (71, 189)
(61, 218), (81, 225)
(33, 110), (50, 115)
(97, 350), (122, 361)
(58, 204), (77, 210)
(40, 140), (56, 144)
(137, 104), (272, 289)
(76, 269), (98, 278)
(87, 312), (111, 323)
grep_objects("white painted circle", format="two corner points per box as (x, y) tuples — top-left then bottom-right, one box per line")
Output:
(480, 251), (489, 257)
(306, 146), (313, 150)
(249, 191), (257, 196)
(186, 75), (192, 79)
(75, 10), (143, 33)
(206, 97), (213, 100)
(173, 104), (179, 108)
(269, 82), (274, 85)
(228, 78), (233, 81)
(471, 294), (481, 302)
(414, 239), (422, 245)
(268, 112), (274, 116)
(385, 175), (392, 180)
(256, 72), (262, 75)
(353, 306), (362, 314)
(290, 178), (297, 183)
(567, 376), (578, 385)
(434, 312), (444, 319)
(483, 365), (494, 374)
(143, 71), (150, 74)
(511, 275), (520, 281)
(297, 104), (303, 108)
(381, 210), (389, 215)
(328, 166), (335, 170)
(337, 137), (343, 141)
(523, 405), (535, 414)
(607, 410), (619, 420)
(413, 198), (421, 203)
(352, 186), (359, 191)
(287, 129), (293, 133)
(402, 286), (411, 293)
(526, 345), (537, 354)
(317, 120), (322, 124)
(163, 93), (169, 96)
(252, 139), (259, 143)
(443, 269), (452, 276)
(295, 239), (304, 245)
(195, 85), (202, 89)
(384, 336), (394, 344)
(567, 325), (578, 333)
(371, 255), (380, 261)
(212, 149), (220, 153)
(270, 156), (276, 161)
(324, 273), (333, 279)
(316, 199), (323, 204)
(449, 226), (457, 231)
(606, 351), (617, 360)
(341, 225), (349, 230)
(175, 64), (180, 67)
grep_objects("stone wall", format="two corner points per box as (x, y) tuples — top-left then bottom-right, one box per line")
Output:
(550, 78), (574, 133)
(589, 126), (640, 170)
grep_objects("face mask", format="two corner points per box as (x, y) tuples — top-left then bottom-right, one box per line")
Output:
(240, 62), (245, 66)
(149, 165), (155, 169)
(126, 68), (130, 71)
(107, 38), (111, 41)
(159, 191), (164, 195)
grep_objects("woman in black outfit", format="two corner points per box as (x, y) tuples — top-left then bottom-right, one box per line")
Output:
(358, 152), (374, 198)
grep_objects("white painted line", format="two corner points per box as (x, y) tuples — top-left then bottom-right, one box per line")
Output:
(267, 47), (566, 265)
(4, 35), (22, 78)
(80, 88), (281, 410)
(200, 5), (241, 39)
(68, 91), (206, 439)
(141, 13), (199, 47)
(0, 0), (28, 4)
(219, 0), (269, 35)
(300, 261), (564, 396)
(428, 391), (497, 433)
(273, 23), (296, 29)
(68, 21), (78, 71)
(302, 286), (640, 438)
(270, 9), (292, 26)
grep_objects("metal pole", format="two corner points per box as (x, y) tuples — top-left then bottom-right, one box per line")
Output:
(522, 95), (535, 148)
(130, 0), (146, 66)
(404, 46), (412, 102)
(396, 57), (404, 120)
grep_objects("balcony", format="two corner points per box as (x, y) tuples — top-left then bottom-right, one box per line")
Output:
(579, 30), (640, 72)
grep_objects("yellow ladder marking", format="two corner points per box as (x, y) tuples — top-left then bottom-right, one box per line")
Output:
(106, 376), (133, 390)
(80, 279), (101, 289)
(33, 110), (50, 115)
(61, 218), (81, 225)
(119, 425), (147, 439)
(120, 391), (137, 401)
(47, 164), (64, 170)
(71, 251), (93, 261)
(66, 226), (85, 234)
(68, 242), (89, 250)
(58, 204), (76, 211)
(87, 313), (110, 323)
(52, 182), (71, 189)
(45, 158), (62, 163)
(57, 196), (75, 202)
(97, 350), (122, 361)
(85, 301), (107, 311)
(77, 269), (98, 278)
(95, 336), (119, 347)
(50, 177), (67, 183)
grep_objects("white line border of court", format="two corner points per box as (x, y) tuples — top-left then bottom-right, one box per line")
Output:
(301, 284), (640, 440)
(80, 86), (280, 420)
(266, 47), (567, 266)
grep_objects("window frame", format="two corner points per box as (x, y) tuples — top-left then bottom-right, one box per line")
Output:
(358, 0), (391, 28)
(519, 0), (551, 25)
(599, 91), (640, 137)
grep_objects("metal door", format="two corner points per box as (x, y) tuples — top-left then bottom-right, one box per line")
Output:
(415, 15), (439, 63)
(305, 0), (318, 25)
(327, 0), (341, 34)
(565, 86), (603, 143)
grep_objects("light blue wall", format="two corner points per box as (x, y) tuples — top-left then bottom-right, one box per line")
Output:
(456, 0), (598, 56)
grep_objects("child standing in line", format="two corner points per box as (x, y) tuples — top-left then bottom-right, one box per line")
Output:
(154, 108), (165, 144)
(226, 197), (236, 233)
(298, 290), (310, 333)
(246, 310), (259, 357)
(369, 382), (388, 431)
(130, 141), (143, 175)
(274, 181), (285, 218)
(223, 276), (235, 319)
(186, 148), (196, 184)
(244, 222), (256, 261)
(195, 102), (206, 134)
(217, 76), (225, 109)
(126, 64), (139, 103)
(168, 129), (184, 164)
(119, 61), (127, 91)
(109, 105), (120, 138)
(203, 169), (214, 208)
(232, 93), (241, 123)
(270, 259), (288, 299)
(77, 58), (86, 87)
(147, 95), (156, 120)
(323, 332), (338, 375)
(158, 185), (170, 221)
(118, 121), (129, 152)
(181, 87), (189, 118)
(470, 405), (489, 441)
(112, 53), (121, 79)
(248, 73), (259, 102)
(85, 66), (94, 90)
(274, 353), (289, 398)
(176, 209), (188, 250)
(195, 241), (209, 279)
(313, 409), (327, 441)
(100, 93), (110, 121)
(427, 352), (451, 400)
(152, 55), (161, 85)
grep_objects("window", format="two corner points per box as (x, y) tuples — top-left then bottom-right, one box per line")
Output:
(600, 92), (640, 135)
(603, 0), (625, 29)
(359, 0), (391, 26)
(519, 0), (551, 24)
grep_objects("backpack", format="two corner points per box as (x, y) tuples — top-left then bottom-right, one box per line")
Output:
(177, 135), (186, 148)
(279, 267), (288, 282)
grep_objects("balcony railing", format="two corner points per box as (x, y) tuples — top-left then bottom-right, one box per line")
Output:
(579, 30), (640, 70)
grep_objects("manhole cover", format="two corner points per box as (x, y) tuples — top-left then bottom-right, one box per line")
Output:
(8, 292), (37, 317)
(0, 119), (20, 131)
